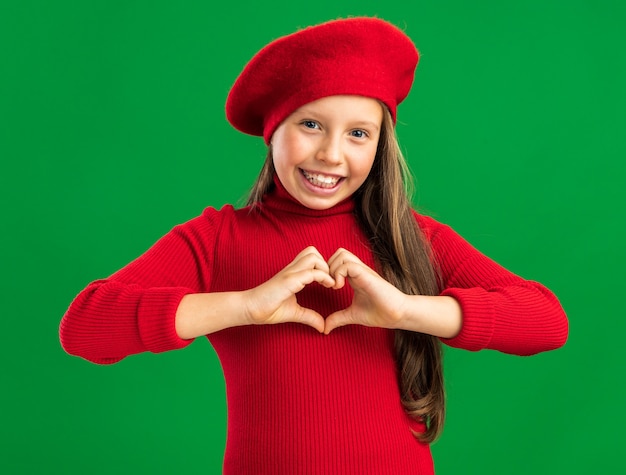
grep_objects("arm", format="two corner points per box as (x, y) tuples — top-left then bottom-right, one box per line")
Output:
(59, 212), (220, 365)
(61, 208), (335, 364)
(323, 249), (463, 338)
(175, 246), (335, 339)
(418, 214), (569, 355)
(323, 216), (568, 356)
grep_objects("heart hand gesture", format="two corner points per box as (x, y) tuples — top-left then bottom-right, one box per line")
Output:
(243, 246), (336, 333)
(324, 248), (408, 334)
(243, 246), (411, 334)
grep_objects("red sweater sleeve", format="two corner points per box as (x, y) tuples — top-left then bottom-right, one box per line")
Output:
(415, 214), (568, 355)
(59, 209), (222, 364)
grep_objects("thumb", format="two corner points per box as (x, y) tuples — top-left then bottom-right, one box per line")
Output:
(294, 305), (326, 333)
(324, 308), (354, 335)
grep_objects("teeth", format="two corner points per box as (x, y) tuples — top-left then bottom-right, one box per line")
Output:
(302, 170), (341, 188)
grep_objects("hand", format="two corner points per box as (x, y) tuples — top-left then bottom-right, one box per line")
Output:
(243, 246), (336, 333)
(324, 248), (409, 334)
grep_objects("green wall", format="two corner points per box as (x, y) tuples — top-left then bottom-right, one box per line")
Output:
(2, 1), (624, 473)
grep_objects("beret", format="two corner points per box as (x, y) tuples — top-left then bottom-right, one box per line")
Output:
(225, 17), (419, 144)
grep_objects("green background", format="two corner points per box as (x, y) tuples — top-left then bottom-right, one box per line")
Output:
(2, 0), (624, 473)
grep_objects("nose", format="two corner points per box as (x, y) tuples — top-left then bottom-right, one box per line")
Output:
(315, 135), (343, 165)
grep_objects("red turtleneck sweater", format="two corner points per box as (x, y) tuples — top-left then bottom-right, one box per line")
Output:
(60, 178), (568, 474)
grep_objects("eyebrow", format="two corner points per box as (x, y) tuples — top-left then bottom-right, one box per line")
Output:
(294, 110), (381, 131)
(350, 121), (380, 131)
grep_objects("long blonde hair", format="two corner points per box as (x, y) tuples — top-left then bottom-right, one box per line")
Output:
(247, 106), (445, 443)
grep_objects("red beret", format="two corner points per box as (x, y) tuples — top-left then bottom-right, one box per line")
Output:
(225, 17), (419, 144)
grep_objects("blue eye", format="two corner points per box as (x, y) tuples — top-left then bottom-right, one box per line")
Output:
(351, 129), (367, 138)
(302, 120), (318, 129)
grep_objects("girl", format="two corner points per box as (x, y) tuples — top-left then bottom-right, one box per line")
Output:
(60, 17), (568, 474)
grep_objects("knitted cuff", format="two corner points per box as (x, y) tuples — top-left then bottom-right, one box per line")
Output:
(138, 287), (195, 354)
(438, 287), (495, 351)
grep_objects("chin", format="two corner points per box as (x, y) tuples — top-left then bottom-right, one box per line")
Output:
(297, 196), (338, 210)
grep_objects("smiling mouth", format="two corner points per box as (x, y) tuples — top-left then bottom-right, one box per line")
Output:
(300, 169), (342, 188)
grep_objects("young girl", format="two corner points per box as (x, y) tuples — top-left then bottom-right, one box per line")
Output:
(60, 17), (568, 474)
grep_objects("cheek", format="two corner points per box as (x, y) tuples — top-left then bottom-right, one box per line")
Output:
(271, 144), (292, 173)
(273, 152), (299, 178)
(272, 135), (305, 171)
(353, 149), (377, 180)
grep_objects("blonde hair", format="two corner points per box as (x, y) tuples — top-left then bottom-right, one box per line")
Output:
(247, 106), (445, 443)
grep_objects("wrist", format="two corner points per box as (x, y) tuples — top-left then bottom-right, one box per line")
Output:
(396, 295), (463, 338)
(175, 291), (253, 339)
(390, 292), (413, 330)
(240, 288), (261, 326)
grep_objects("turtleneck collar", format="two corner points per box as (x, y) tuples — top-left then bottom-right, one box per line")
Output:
(260, 174), (355, 217)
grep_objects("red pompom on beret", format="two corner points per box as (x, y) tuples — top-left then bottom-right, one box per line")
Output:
(225, 17), (419, 144)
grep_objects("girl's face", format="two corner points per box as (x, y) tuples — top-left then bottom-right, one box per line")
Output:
(271, 95), (383, 210)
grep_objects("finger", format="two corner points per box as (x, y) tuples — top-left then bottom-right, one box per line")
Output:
(330, 261), (356, 290)
(287, 268), (336, 292)
(291, 249), (332, 276)
(324, 309), (354, 334)
(327, 247), (360, 269)
(292, 246), (325, 264)
(293, 305), (326, 333)
(328, 248), (365, 276)
(327, 247), (346, 263)
(330, 260), (368, 290)
(281, 247), (322, 273)
(327, 249), (350, 289)
(330, 265), (347, 290)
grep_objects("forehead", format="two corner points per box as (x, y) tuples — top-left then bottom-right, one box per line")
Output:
(291, 95), (383, 124)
